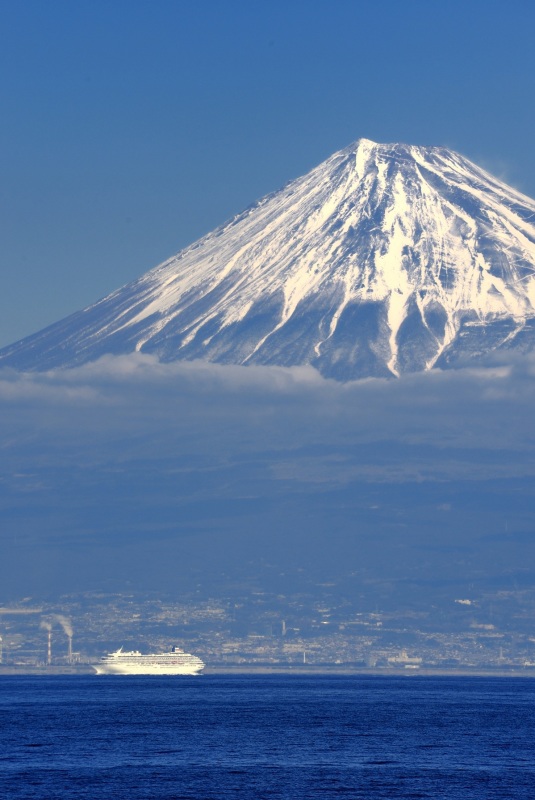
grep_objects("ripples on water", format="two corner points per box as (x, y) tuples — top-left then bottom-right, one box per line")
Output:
(1, 675), (534, 798)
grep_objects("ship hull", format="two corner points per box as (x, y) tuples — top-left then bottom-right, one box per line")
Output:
(93, 664), (203, 675)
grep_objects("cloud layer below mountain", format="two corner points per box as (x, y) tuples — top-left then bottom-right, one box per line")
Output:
(2, 355), (535, 599)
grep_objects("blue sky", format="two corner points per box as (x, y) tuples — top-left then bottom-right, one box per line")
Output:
(1, 0), (535, 346)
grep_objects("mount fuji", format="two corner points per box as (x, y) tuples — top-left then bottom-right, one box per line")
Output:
(3, 138), (535, 379)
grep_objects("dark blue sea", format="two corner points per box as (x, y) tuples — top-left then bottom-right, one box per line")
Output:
(1, 675), (535, 799)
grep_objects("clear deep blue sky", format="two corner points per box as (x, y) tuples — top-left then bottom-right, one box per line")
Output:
(2, 0), (535, 347)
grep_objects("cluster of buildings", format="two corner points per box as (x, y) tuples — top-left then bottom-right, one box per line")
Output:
(2, 584), (535, 672)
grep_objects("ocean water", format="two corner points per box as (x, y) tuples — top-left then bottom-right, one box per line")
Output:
(1, 675), (535, 799)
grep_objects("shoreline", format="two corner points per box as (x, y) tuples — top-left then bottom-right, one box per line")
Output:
(1, 664), (535, 678)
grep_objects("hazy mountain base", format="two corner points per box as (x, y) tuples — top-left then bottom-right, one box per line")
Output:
(1, 355), (534, 615)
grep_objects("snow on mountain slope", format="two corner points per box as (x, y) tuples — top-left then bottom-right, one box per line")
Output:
(2, 138), (535, 378)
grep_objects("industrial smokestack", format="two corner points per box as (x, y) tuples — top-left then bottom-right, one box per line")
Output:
(68, 635), (73, 664)
(40, 619), (53, 665)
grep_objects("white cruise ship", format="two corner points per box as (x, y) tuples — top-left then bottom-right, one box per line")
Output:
(92, 646), (205, 675)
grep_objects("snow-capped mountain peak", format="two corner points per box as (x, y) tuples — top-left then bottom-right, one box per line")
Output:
(2, 138), (535, 378)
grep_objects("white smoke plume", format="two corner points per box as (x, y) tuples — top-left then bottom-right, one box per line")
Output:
(40, 619), (52, 632)
(54, 615), (73, 638)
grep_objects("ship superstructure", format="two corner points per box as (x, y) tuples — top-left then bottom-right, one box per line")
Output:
(92, 646), (204, 675)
